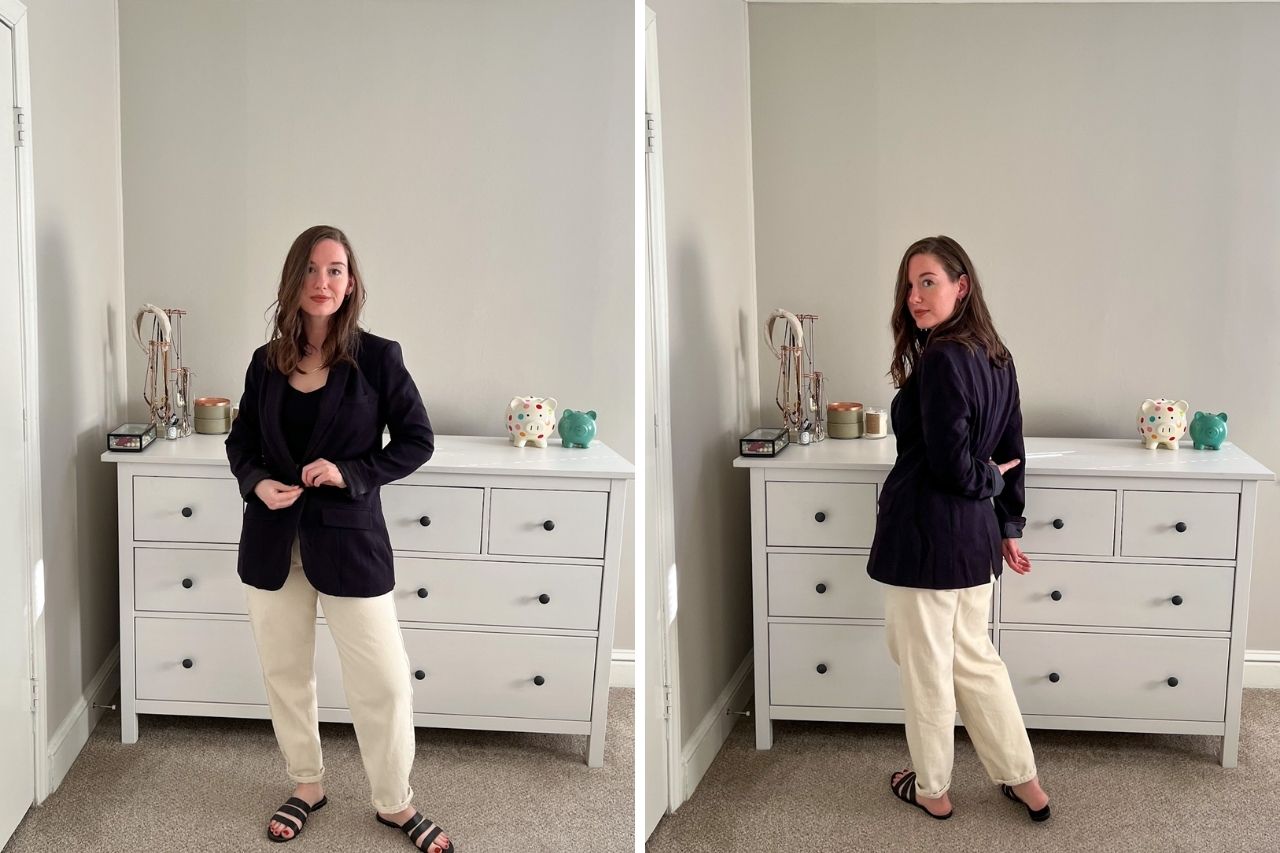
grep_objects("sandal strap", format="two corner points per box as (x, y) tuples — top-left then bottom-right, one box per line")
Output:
(278, 801), (309, 823)
(272, 810), (303, 833)
(418, 824), (443, 847)
(893, 770), (917, 803)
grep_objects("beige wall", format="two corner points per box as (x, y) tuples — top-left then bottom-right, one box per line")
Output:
(748, 2), (1280, 649)
(26, 0), (126, 751)
(650, 0), (761, 746)
(117, 0), (635, 651)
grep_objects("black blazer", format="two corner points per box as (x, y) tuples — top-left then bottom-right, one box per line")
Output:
(866, 332), (1026, 590)
(225, 331), (434, 597)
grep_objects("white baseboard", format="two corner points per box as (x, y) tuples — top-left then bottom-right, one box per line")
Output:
(46, 644), (120, 799)
(1245, 650), (1280, 689)
(680, 652), (753, 804)
(610, 649), (635, 688)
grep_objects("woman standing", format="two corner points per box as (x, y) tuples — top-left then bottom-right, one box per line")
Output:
(226, 225), (454, 851)
(866, 235), (1051, 823)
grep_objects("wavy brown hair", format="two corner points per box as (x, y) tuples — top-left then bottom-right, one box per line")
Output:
(887, 235), (1010, 388)
(265, 225), (366, 376)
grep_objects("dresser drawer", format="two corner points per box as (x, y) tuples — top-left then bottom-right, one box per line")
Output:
(135, 548), (246, 615)
(133, 476), (243, 544)
(765, 482), (877, 548)
(487, 489), (608, 559)
(382, 484), (484, 554)
(135, 617), (269, 704)
(769, 623), (900, 709)
(1000, 561), (1234, 631)
(403, 629), (597, 720)
(767, 553), (883, 619)
(1019, 488), (1116, 556)
(1120, 491), (1239, 560)
(1002, 630), (1228, 722)
(394, 558), (602, 630)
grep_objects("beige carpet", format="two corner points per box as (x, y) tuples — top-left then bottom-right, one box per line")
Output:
(648, 689), (1280, 853)
(4, 688), (632, 853)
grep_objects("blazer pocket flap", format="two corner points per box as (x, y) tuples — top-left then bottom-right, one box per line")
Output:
(320, 507), (373, 529)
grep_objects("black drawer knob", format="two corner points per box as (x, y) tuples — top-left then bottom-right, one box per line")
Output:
(538, 593), (551, 604)
(1171, 595), (1184, 606)
(1050, 590), (1062, 601)
(182, 578), (193, 589)
(533, 675), (546, 686)
(417, 588), (428, 599)
(1048, 672), (1060, 683)
(1167, 676), (1180, 687)
(1174, 522), (1188, 533)
(816, 663), (828, 674)
(181, 507), (193, 518)
(419, 516), (431, 527)
(814, 511), (827, 523)
(815, 583), (827, 594)
(415, 670), (425, 680)
(543, 520), (556, 531)
(182, 658), (193, 669)
(1051, 518), (1064, 530)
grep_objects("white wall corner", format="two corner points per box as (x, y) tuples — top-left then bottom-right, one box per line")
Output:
(611, 649), (636, 689)
(46, 645), (120, 798)
(1244, 650), (1280, 690)
(680, 652), (754, 803)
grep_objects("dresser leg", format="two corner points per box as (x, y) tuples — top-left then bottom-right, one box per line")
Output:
(1220, 731), (1239, 768)
(586, 728), (605, 767)
(121, 710), (138, 744)
(754, 696), (772, 750)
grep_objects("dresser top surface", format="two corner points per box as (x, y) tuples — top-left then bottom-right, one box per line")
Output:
(101, 432), (634, 479)
(733, 436), (1275, 481)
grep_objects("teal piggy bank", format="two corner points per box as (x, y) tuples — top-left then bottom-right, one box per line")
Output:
(1189, 411), (1229, 450)
(558, 409), (597, 448)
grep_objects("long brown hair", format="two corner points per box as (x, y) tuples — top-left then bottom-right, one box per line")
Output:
(887, 235), (1010, 388)
(265, 225), (366, 376)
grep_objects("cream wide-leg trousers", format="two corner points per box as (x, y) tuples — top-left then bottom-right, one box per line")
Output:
(883, 580), (1037, 798)
(244, 535), (416, 813)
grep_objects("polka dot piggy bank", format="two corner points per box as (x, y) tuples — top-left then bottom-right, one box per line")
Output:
(1137, 398), (1189, 449)
(507, 396), (558, 448)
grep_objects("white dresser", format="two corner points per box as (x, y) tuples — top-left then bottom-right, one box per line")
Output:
(733, 437), (1273, 767)
(103, 434), (632, 766)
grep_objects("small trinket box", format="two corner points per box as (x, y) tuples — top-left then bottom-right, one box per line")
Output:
(107, 422), (157, 452)
(740, 427), (789, 457)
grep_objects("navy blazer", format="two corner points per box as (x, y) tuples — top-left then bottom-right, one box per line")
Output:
(866, 333), (1026, 590)
(225, 331), (434, 597)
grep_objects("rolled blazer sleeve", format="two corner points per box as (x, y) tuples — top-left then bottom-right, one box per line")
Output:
(335, 341), (434, 499)
(918, 347), (1006, 502)
(993, 365), (1027, 539)
(225, 353), (273, 501)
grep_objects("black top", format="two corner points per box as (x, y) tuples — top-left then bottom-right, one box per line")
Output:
(866, 329), (1027, 590)
(282, 381), (324, 465)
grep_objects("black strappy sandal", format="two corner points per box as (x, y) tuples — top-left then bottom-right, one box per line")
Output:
(890, 770), (953, 820)
(376, 809), (456, 852)
(267, 795), (327, 842)
(1001, 784), (1051, 822)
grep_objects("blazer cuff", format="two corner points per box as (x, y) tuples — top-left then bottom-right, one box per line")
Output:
(335, 461), (366, 499)
(241, 468), (271, 501)
(1001, 521), (1025, 539)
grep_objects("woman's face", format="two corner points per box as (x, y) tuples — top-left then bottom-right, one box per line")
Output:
(298, 238), (353, 321)
(905, 253), (968, 330)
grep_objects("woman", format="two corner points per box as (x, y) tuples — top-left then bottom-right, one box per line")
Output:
(865, 235), (1051, 823)
(225, 225), (455, 851)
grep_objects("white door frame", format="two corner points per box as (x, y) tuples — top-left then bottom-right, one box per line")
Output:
(644, 5), (685, 823)
(0, 0), (47, 809)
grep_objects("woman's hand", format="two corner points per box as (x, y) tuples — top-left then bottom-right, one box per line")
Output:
(301, 458), (347, 489)
(1002, 538), (1032, 574)
(253, 479), (303, 510)
(990, 457), (1021, 476)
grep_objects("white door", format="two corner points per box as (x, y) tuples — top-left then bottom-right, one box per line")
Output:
(644, 7), (681, 839)
(0, 13), (35, 848)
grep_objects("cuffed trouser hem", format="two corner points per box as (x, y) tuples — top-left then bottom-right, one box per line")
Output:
(287, 772), (325, 784)
(996, 769), (1039, 787)
(915, 778), (951, 799)
(373, 786), (415, 815)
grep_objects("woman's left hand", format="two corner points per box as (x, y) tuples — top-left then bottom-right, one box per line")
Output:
(1002, 538), (1032, 574)
(301, 458), (346, 489)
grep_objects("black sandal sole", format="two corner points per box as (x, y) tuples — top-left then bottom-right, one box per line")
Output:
(267, 795), (327, 843)
(891, 770), (953, 820)
(1001, 784), (1051, 822)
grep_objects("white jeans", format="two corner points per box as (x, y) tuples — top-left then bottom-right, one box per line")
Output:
(884, 580), (1037, 798)
(244, 535), (416, 813)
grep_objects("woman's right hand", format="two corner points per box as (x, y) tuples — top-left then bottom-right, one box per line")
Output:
(253, 478), (303, 510)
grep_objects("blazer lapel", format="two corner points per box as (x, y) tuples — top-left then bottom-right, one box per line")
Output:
(302, 360), (351, 462)
(259, 366), (293, 477)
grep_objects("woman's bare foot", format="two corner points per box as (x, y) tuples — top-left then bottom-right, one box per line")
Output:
(377, 805), (452, 852)
(891, 769), (953, 817)
(268, 781), (325, 841)
(1011, 777), (1049, 811)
